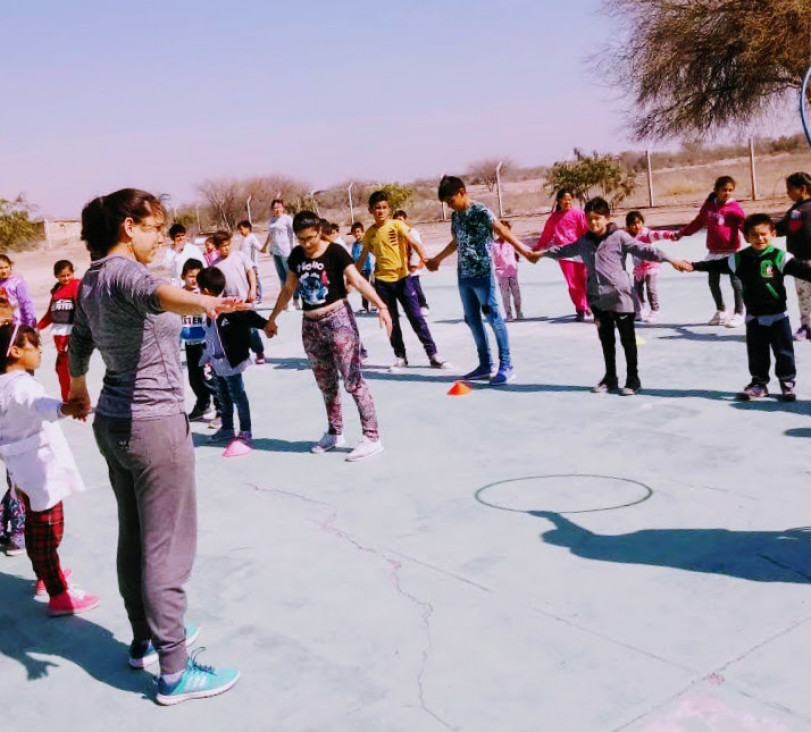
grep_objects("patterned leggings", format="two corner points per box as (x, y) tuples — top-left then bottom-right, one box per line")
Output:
(497, 275), (522, 318)
(20, 492), (68, 597)
(796, 276), (811, 327)
(0, 485), (25, 543)
(302, 301), (379, 440)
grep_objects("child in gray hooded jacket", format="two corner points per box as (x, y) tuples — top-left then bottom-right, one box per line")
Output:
(536, 198), (689, 395)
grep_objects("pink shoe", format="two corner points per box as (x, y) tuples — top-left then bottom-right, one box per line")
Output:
(48, 587), (100, 617)
(35, 567), (72, 597)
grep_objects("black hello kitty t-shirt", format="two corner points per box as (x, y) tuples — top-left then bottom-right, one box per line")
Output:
(287, 242), (354, 312)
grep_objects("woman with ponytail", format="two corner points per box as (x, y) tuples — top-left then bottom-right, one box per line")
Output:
(68, 189), (241, 705)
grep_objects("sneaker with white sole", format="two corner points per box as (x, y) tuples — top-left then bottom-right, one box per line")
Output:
(155, 649), (240, 706)
(48, 586), (100, 617)
(311, 432), (346, 454)
(346, 436), (384, 462)
(708, 310), (728, 325)
(725, 313), (744, 328)
(644, 310), (661, 324)
(388, 357), (408, 372)
(129, 623), (202, 669)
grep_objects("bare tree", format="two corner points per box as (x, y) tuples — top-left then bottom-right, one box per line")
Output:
(602, 0), (811, 139)
(467, 158), (514, 191)
(196, 179), (241, 230)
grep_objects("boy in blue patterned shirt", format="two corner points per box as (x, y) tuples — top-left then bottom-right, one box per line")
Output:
(426, 176), (535, 385)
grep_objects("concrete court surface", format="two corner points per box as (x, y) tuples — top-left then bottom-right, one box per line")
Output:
(3, 233), (811, 731)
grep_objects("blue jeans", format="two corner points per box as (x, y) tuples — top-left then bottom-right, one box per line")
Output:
(215, 373), (252, 434)
(273, 254), (301, 300)
(458, 275), (511, 370)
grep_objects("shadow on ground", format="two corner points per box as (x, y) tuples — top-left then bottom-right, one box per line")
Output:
(0, 572), (151, 695)
(531, 512), (811, 583)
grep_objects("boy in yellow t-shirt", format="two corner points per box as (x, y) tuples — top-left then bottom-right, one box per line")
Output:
(357, 191), (448, 371)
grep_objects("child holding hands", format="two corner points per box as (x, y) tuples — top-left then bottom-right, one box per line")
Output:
(0, 323), (99, 615)
(266, 212), (391, 462)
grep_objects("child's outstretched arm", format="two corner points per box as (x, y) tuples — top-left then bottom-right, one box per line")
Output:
(690, 257), (732, 274)
(674, 198), (711, 241)
(404, 230), (428, 264)
(425, 238), (458, 272)
(345, 265), (392, 335)
(623, 239), (691, 271)
(492, 219), (537, 262)
(540, 240), (583, 262)
(784, 257), (811, 283)
(265, 270), (299, 337)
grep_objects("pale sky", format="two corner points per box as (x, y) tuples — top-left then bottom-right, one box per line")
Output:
(0, 0), (799, 218)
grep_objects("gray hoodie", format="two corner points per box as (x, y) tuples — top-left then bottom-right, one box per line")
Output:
(545, 224), (668, 312)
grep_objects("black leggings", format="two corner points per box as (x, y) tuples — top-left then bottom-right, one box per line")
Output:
(708, 271), (743, 314)
(593, 307), (638, 387)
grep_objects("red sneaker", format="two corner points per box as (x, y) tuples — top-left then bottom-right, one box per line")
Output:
(34, 567), (72, 598)
(48, 587), (100, 617)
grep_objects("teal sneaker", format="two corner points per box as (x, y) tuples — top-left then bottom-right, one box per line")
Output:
(129, 623), (202, 669)
(156, 650), (240, 706)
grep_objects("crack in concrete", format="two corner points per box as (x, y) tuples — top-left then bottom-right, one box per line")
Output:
(246, 482), (332, 507)
(319, 514), (458, 731)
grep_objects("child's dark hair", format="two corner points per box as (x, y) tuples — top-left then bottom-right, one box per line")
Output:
(0, 324), (39, 373)
(181, 258), (203, 277)
(196, 267), (226, 296)
(743, 213), (775, 237)
(350, 221), (364, 233)
(54, 259), (74, 276)
(393, 209), (408, 220)
(625, 210), (644, 227)
(168, 223), (186, 240)
(293, 211), (323, 234)
(438, 176), (466, 201)
(368, 190), (389, 208)
(786, 172), (811, 192)
(271, 198), (285, 208)
(0, 254), (13, 267)
(584, 197), (611, 217)
(327, 222), (340, 234)
(211, 231), (232, 249)
(714, 176), (736, 191)
(81, 189), (166, 260)
(237, 220), (252, 230)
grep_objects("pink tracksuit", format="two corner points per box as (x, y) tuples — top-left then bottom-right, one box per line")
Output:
(534, 209), (590, 313)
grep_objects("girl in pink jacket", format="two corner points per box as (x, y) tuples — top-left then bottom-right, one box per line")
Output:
(0, 254), (36, 327)
(676, 176), (745, 327)
(626, 211), (676, 323)
(533, 189), (590, 321)
(492, 220), (522, 320)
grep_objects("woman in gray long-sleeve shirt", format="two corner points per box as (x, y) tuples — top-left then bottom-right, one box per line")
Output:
(68, 189), (242, 705)
(536, 197), (688, 396)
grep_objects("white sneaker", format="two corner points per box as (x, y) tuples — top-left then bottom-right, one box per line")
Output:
(346, 436), (384, 462)
(725, 313), (744, 328)
(388, 357), (408, 372)
(311, 432), (346, 454)
(421, 307), (431, 317)
(708, 310), (728, 325)
(645, 310), (660, 324)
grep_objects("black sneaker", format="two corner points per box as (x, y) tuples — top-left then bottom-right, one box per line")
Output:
(188, 405), (210, 422)
(780, 380), (797, 402)
(737, 382), (769, 400)
(575, 310), (586, 322)
(591, 378), (619, 393)
(620, 378), (641, 396)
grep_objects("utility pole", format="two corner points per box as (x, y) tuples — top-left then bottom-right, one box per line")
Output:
(646, 149), (655, 208)
(749, 138), (758, 201)
(496, 161), (505, 218)
(246, 195), (253, 225)
(348, 183), (354, 224)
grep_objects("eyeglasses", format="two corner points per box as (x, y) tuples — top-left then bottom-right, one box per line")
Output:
(5, 323), (19, 357)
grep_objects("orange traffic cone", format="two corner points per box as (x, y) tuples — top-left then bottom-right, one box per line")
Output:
(447, 380), (473, 396)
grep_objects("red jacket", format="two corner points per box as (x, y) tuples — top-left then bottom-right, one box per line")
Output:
(37, 278), (80, 331)
(679, 194), (745, 254)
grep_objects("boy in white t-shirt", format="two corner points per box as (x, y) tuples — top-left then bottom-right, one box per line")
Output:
(237, 220), (263, 302)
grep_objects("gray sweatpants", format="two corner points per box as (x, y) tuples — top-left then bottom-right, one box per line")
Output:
(93, 412), (197, 674)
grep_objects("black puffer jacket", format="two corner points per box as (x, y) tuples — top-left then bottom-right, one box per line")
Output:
(776, 199), (811, 259)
